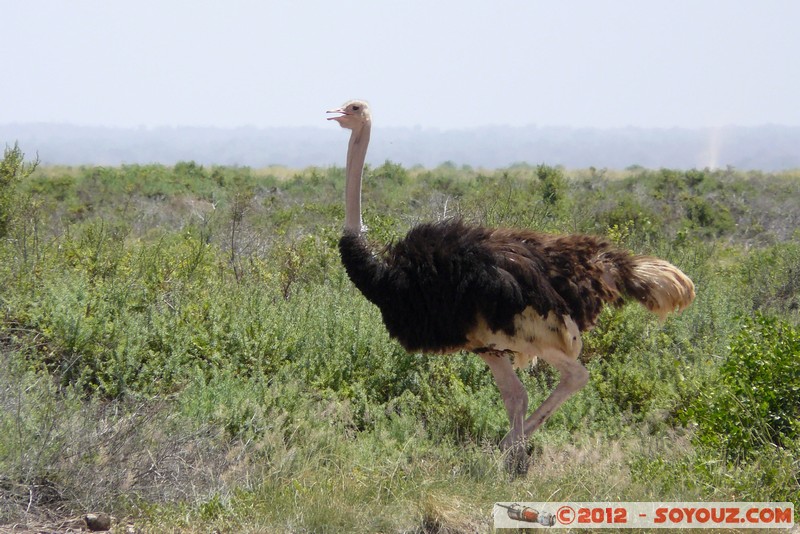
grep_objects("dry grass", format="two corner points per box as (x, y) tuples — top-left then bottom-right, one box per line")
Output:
(0, 357), (262, 532)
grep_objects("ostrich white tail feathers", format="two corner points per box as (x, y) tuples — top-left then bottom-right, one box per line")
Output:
(629, 257), (695, 320)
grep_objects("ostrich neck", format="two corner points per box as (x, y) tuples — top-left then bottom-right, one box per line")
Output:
(344, 122), (371, 233)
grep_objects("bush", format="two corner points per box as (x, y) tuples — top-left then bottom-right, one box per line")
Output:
(685, 313), (800, 460)
(684, 196), (735, 237)
(536, 163), (566, 208)
(741, 242), (800, 315)
(0, 143), (38, 238)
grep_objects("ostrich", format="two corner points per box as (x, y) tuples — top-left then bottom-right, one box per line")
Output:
(327, 99), (695, 472)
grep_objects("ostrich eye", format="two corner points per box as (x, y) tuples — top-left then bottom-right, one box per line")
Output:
(352, 105), (360, 111)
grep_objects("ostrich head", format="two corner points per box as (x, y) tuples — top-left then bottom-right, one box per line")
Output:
(327, 100), (371, 131)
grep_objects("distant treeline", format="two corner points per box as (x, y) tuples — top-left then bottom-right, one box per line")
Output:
(2, 123), (799, 170)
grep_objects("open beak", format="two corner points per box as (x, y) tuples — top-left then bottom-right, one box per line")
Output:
(326, 107), (348, 121)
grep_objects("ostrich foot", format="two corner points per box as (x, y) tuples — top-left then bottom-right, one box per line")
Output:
(501, 439), (530, 476)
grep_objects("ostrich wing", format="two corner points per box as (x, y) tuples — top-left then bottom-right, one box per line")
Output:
(477, 233), (573, 336)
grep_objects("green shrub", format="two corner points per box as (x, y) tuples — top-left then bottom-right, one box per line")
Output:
(685, 313), (800, 460)
(0, 143), (38, 238)
(369, 160), (408, 187)
(684, 196), (736, 237)
(536, 164), (566, 208)
(741, 242), (800, 315)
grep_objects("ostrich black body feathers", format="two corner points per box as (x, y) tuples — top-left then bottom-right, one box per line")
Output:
(339, 218), (640, 353)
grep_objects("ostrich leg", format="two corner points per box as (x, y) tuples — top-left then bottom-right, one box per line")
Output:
(479, 347), (589, 475)
(479, 352), (530, 474)
(521, 348), (589, 436)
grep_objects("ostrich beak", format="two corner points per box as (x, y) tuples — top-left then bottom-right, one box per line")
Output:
(325, 108), (348, 124)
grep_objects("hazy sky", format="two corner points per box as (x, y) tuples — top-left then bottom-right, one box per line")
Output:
(3, 0), (799, 130)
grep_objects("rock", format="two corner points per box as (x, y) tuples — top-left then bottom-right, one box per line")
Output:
(84, 512), (112, 531)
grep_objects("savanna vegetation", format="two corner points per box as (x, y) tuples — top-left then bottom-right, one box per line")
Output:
(1, 142), (798, 532)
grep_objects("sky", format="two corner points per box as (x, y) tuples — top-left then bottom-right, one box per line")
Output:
(3, 0), (799, 130)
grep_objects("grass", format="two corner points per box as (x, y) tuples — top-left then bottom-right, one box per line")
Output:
(0, 154), (798, 532)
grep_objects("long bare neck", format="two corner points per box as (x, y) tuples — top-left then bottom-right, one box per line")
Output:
(344, 121), (371, 233)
